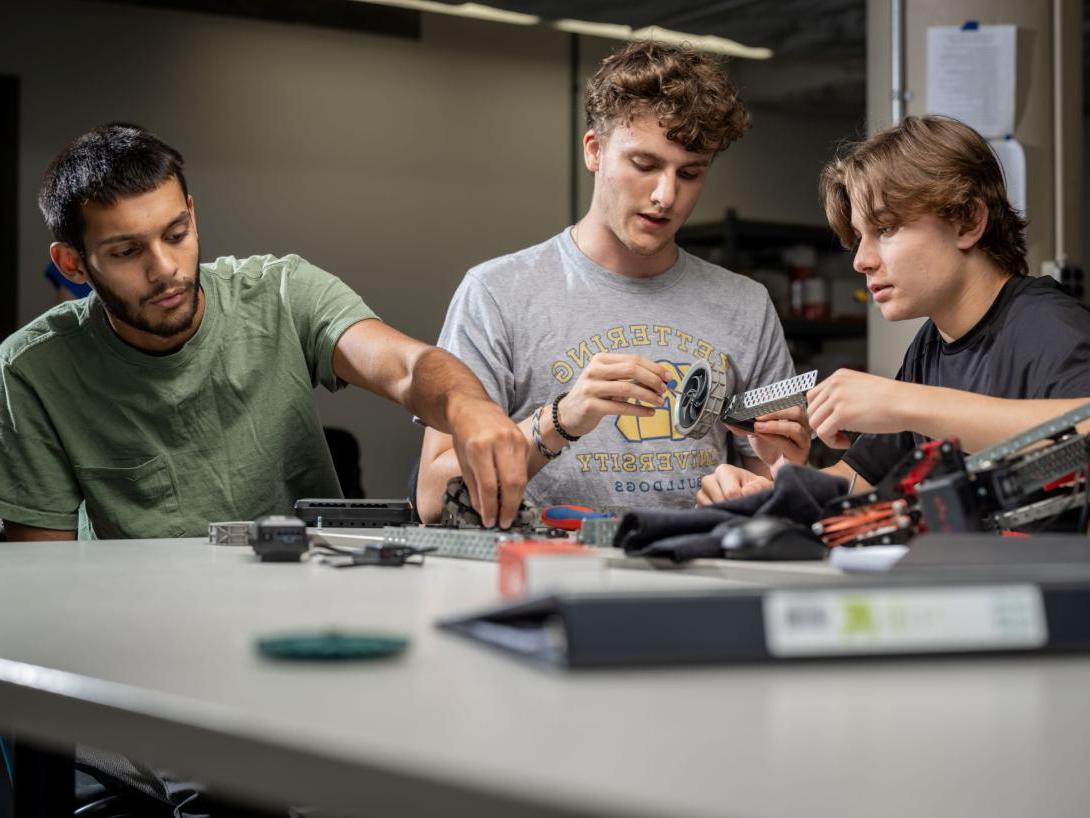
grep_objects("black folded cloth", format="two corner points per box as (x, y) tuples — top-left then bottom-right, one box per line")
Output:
(614, 464), (848, 562)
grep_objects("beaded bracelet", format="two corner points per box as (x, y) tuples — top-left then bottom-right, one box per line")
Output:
(531, 406), (563, 460)
(551, 392), (581, 442)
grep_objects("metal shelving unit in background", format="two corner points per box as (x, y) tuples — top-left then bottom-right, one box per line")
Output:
(677, 207), (866, 348)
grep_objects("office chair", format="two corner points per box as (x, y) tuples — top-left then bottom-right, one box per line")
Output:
(322, 426), (364, 498)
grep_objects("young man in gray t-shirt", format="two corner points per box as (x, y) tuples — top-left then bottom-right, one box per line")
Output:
(418, 42), (806, 519)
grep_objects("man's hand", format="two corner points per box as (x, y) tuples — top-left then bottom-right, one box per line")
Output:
(333, 322), (531, 527)
(807, 369), (917, 449)
(447, 397), (530, 529)
(696, 464), (773, 505)
(556, 353), (669, 437)
(727, 404), (811, 468)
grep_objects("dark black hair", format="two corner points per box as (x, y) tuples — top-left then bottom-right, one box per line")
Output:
(38, 123), (188, 253)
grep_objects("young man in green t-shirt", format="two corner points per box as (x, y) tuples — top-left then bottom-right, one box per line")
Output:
(0, 123), (529, 540)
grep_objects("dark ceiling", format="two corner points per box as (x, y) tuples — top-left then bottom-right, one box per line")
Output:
(438, 0), (867, 61)
(440, 0), (868, 116)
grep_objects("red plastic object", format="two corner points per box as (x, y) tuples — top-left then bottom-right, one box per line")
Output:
(498, 539), (591, 599)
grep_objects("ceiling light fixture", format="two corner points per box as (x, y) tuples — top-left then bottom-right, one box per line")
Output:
(355, 2), (773, 59)
(363, 0), (540, 26)
(552, 20), (772, 59)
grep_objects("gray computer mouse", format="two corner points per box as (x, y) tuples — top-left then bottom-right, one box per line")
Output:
(720, 516), (827, 561)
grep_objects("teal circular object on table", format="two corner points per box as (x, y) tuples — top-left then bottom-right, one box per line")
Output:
(256, 631), (409, 661)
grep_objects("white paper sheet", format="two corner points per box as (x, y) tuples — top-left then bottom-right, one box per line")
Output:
(828, 545), (908, 573)
(990, 137), (1026, 215)
(926, 24), (1017, 138)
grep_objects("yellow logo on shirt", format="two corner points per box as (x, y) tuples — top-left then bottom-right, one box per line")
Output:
(614, 360), (691, 442)
(547, 325), (736, 448)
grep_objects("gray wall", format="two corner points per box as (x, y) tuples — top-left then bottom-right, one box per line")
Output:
(3, 0), (859, 496)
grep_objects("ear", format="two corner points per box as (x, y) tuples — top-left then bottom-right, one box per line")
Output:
(583, 129), (602, 173)
(49, 242), (90, 285)
(956, 199), (988, 251)
(187, 194), (198, 239)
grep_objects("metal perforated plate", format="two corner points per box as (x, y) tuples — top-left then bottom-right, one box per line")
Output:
(311, 529), (507, 561)
(378, 526), (509, 561)
(989, 491), (1086, 530)
(992, 437), (1090, 503)
(723, 370), (818, 425)
(209, 521), (250, 545)
(577, 517), (623, 547)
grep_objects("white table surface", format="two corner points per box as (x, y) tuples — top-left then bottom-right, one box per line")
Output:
(2, 538), (1089, 817)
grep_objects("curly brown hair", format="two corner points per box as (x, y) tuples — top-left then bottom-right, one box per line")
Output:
(820, 115), (1028, 277)
(584, 41), (750, 155)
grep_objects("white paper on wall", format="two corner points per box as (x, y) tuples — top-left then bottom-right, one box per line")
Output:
(926, 24), (1016, 139)
(989, 137), (1026, 215)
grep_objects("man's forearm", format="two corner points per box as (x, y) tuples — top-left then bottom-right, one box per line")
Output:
(415, 446), (461, 523)
(822, 459), (869, 492)
(403, 347), (497, 432)
(901, 386), (1090, 453)
(333, 323), (500, 430)
(416, 408), (566, 522)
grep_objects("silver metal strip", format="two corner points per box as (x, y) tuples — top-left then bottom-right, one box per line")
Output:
(966, 402), (1090, 472)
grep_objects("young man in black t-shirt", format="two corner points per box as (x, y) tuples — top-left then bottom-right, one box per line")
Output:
(698, 115), (1090, 502)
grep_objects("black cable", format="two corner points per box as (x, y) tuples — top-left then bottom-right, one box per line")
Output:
(311, 542), (434, 567)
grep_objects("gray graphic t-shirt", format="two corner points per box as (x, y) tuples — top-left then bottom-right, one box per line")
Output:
(438, 229), (794, 509)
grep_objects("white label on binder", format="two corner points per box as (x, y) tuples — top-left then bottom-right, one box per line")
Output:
(764, 584), (1047, 657)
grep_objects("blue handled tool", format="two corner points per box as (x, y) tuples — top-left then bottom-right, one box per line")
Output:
(541, 505), (615, 531)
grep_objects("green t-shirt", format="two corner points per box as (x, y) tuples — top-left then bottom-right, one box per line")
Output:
(0, 254), (376, 539)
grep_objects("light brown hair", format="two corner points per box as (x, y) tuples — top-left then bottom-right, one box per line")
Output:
(819, 115), (1028, 276)
(584, 40), (750, 155)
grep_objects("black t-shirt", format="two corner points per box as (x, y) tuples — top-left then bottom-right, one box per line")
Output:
(843, 275), (1090, 485)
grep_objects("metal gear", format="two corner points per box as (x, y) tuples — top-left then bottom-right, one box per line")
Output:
(673, 360), (728, 440)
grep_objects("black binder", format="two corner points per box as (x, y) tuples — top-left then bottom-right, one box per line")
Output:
(895, 533), (1090, 576)
(438, 575), (1090, 668)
